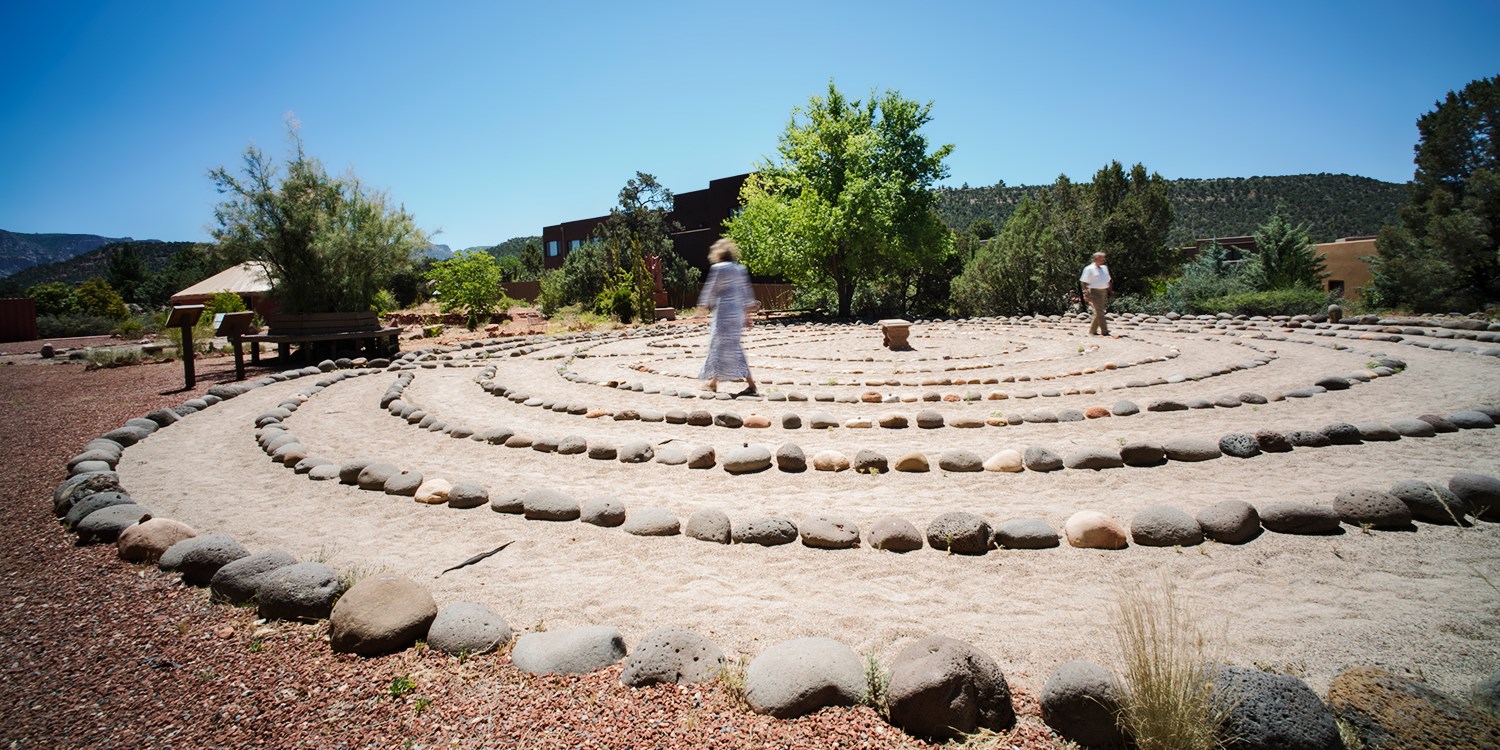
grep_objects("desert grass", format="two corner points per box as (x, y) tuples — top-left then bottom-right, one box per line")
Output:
(1110, 575), (1228, 750)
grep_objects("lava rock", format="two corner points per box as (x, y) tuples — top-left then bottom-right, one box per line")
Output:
(1327, 666), (1500, 750)
(1130, 505), (1204, 547)
(209, 550), (297, 604)
(1332, 488), (1413, 529)
(1064, 447), (1125, 470)
(1024, 445), (1064, 472)
(1212, 666), (1341, 750)
(1259, 503), (1342, 534)
(426, 602), (513, 656)
(685, 508), (732, 544)
(743, 637), (864, 719)
(512, 626), (627, 675)
(1040, 660), (1126, 748)
(1219, 433), (1262, 459)
(620, 628), (725, 687)
(732, 517), (799, 546)
(886, 636), (1016, 740)
(1450, 473), (1500, 520)
(257, 562), (342, 621)
(993, 519), (1059, 549)
(869, 517), (923, 552)
(925, 512), (992, 554)
(1119, 441), (1166, 467)
(799, 516), (861, 549)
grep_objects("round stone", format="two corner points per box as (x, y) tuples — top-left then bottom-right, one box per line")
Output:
(1130, 505), (1204, 546)
(1064, 511), (1127, 549)
(925, 512), (992, 555)
(868, 517), (923, 552)
(1196, 500), (1260, 544)
(723, 445), (773, 474)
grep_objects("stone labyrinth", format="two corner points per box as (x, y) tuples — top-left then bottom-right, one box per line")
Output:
(114, 312), (1500, 697)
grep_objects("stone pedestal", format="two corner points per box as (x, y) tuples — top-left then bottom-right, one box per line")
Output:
(879, 319), (911, 349)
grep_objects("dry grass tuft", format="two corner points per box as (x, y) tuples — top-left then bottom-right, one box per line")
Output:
(1110, 576), (1227, 750)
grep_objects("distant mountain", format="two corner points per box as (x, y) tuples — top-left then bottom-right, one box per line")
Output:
(935, 173), (1410, 246)
(2, 240), (194, 289)
(419, 243), (454, 261)
(0, 230), (130, 277)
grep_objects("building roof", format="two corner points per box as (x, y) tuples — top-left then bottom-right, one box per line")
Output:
(170, 262), (272, 302)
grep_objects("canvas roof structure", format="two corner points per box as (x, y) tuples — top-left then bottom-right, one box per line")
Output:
(170, 262), (272, 305)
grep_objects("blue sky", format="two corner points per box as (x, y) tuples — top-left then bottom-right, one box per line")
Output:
(2, 1), (1497, 251)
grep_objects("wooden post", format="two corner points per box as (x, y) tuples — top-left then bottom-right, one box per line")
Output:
(166, 305), (205, 391)
(216, 312), (255, 382)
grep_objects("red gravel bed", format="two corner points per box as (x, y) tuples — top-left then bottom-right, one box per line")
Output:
(0, 359), (1060, 749)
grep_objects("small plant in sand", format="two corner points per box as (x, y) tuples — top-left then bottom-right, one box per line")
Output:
(388, 674), (416, 699)
(861, 649), (890, 714)
(716, 659), (750, 710)
(1109, 576), (1229, 750)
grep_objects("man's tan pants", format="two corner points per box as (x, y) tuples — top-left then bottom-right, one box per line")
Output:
(1087, 288), (1109, 335)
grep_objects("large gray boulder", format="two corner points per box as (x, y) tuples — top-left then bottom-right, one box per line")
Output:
(1164, 437), (1222, 462)
(620, 628), (725, 687)
(1196, 500), (1261, 544)
(1040, 660), (1127, 748)
(257, 563), (342, 621)
(744, 637), (865, 718)
(886, 636), (1015, 740)
(53, 471), (122, 517)
(209, 550), (298, 604)
(623, 508), (680, 536)
(685, 508), (732, 544)
(159, 534), (249, 585)
(426, 602), (512, 656)
(925, 512), (992, 554)
(993, 519), (1059, 549)
(511, 626), (626, 675)
(329, 574), (437, 655)
(1388, 479), (1469, 524)
(580, 496), (626, 527)
(1023, 445), (1064, 472)
(1212, 666), (1341, 750)
(723, 445), (773, 474)
(521, 488), (580, 521)
(732, 517), (799, 546)
(64, 491), (136, 529)
(74, 504), (151, 544)
(1450, 473), (1500, 520)
(1259, 503), (1342, 534)
(1130, 505), (1204, 547)
(799, 516), (860, 549)
(868, 517), (923, 552)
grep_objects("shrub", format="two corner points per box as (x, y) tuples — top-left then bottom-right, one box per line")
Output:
(426, 250), (504, 329)
(112, 318), (145, 338)
(26, 281), (76, 316)
(370, 289), (399, 316)
(36, 313), (118, 338)
(1110, 577), (1226, 750)
(1194, 288), (1330, 317)
(205, 290), (248, 314)
(593, 273), (637, 323)
(73, 278), (130, 320)
(84, 347), (142, 370)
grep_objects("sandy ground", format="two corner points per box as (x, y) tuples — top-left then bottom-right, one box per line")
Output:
(119, 318), (1500, 697)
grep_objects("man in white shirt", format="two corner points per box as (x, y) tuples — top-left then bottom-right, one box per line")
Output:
(1080, 252), (1112, 336)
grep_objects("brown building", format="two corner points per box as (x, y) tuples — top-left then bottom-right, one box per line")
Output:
(541, 174), (750, 272)
(1315, 236), (1378, 299)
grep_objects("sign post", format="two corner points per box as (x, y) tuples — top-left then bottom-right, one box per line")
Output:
(167, 305), (205, 390)
(215, 311), (255, 381)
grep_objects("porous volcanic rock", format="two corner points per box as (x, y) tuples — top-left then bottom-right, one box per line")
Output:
(1219, 433), (1261, 459)
(1332, 488), (1413, 529)
(685, 508), (732, 544)
(732, 517), (799, 546)
(1254, 430), (1294, 453)
(620, 628), (725, 687)
(1212, 666), (1341, 750)
(1450, 473), (1500, 520)
(886, 636), (1016, 740)
(329, 574), (438, 656)
(925, 512), (992, 555)
(1327, 666), (1500, 749)
(427, 602), (512, 656)
(852, 449), (889, 474)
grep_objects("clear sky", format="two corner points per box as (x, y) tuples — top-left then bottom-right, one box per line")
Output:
(2, 1), (1497, 251)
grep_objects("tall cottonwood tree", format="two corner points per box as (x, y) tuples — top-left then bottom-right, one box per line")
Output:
(727, 82), (954, 317)
(1371, 75), (1499, 310)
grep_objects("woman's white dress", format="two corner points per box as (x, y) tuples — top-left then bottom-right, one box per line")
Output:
(697, 261), (752, 380)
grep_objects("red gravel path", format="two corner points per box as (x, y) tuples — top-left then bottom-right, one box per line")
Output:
(0, 357), (1059, 749)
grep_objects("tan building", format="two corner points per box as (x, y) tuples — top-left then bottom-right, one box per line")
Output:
(1315, 236), (1378, 299)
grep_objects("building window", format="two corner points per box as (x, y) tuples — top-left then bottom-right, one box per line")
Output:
(546, 240), (559, 257)
(1327, 280), (1345, 297)
(568, 239), (582, 251)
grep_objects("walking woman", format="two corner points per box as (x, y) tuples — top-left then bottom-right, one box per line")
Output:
(698, 238), (758, 395)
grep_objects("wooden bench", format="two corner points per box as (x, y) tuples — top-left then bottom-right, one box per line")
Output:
(231, 312), (400, 376)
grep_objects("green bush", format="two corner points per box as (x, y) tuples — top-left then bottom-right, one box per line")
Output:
(426, 250), (504, 329)
(26, 281), (76, 316)
(37, 313), (118, 338)
(370, 289), (399, 316)
(205, 290), (248, 314)
(593, 273), (637, 323)
(1194, 288), (1331, 317)
(73, 278), (130, 320)
(112, 318), (146, 338)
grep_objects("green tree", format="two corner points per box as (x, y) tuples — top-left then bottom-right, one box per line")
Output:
(1248, 207), (1326, 290)
(138, 244), (215, 307)
(520, 241), (544, 280)
(1371, 75), (1499, 310)
(591, 172), (682, 321)
(951, 197), (1071, 315)
(1077, 161), (1176, 295)
(26, 281), (76, 315)
(104, 244), (149, 304)
(726, 82), (954, 317)
(426, 249), (505, 329)
(209, 124), (427, 314)
(73, 277), (130, 320)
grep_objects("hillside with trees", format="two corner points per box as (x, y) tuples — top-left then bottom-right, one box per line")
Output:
(0, 230), (129, 277)
(0, 240), (195, 291)
(936, 173), (1408, 246)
